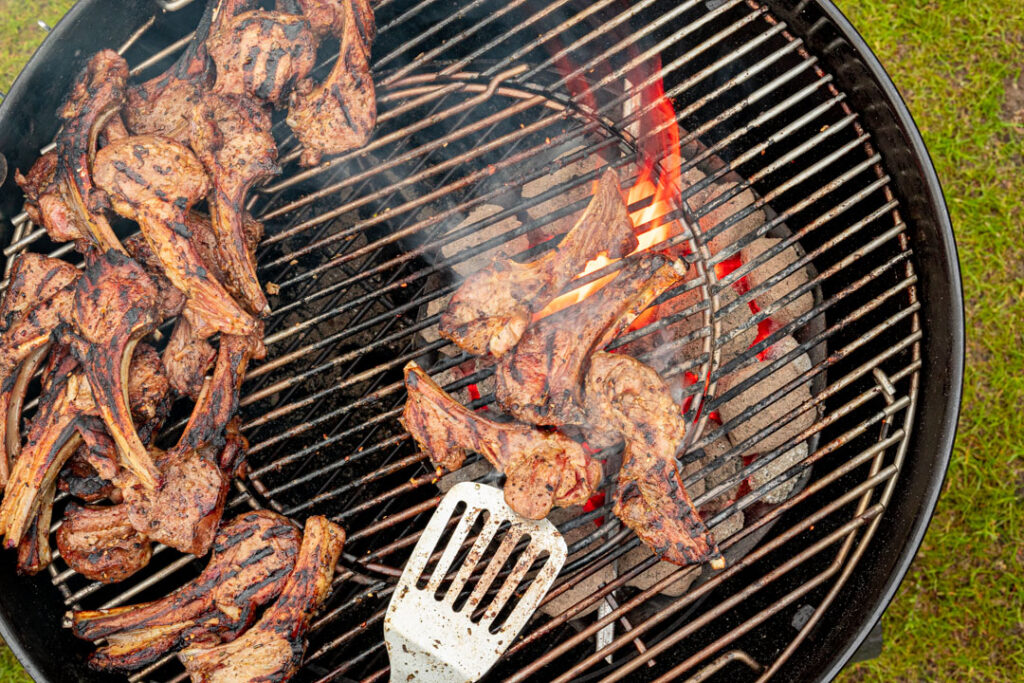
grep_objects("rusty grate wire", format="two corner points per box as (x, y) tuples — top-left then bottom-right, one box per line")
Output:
(2, 0), (921, 680)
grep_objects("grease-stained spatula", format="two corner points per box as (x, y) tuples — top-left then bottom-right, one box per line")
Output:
(385, 482), (567, 682)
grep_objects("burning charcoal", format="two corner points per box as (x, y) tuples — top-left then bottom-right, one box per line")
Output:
(717, 335), (816, 454)
(436, 457), (495, 494)
(620, 546), (699, 597)
(741, 237), (814, 329)
(747, 441), (808, 505)
(421, 295), (454, 350)
(687, 181), (765, 256)
(620, 508), (743, 597)
(700, 436), (741, 514)
(540, 506), (613, 618)
(521, 157), (594, 241)
(715, 283), (757, 365)
(442, 204), (527, 278)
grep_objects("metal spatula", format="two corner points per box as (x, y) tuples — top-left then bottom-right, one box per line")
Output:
(385, 482), (568, 682)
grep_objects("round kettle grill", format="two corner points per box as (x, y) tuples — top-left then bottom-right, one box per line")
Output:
(0, 0), (962, 681)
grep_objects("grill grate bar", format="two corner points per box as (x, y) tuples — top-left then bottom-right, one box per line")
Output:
(236, 155), (890, 462)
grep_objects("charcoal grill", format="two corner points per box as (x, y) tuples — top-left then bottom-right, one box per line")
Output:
(0, 0), (962, 681)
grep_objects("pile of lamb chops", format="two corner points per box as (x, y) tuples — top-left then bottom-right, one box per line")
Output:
(404, 170), (725, 569)
(0, 0), (374, 583)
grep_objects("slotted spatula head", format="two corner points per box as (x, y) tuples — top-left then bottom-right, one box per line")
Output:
(385, 482), (568, 682)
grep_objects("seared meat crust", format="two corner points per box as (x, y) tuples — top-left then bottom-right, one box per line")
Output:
(440, 170), (637, 357)
(92, 135), (260, 341)
(495, 255), (686, 427)
(208, 10), (317, 105)
(57, 502), (153, 583)
(71, 510), (302, 673)
(286, 0), (376, 166)
(179, 516), (345, 683)
(189, 93), (278, 315)
(584, 352), (721, 567)
(66, 250), (163, 490)
(402, 362), (601, 519)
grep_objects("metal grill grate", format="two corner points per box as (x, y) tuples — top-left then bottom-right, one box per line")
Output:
(4, 0), (921, 680)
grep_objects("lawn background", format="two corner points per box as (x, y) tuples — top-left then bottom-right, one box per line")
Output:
(0, 0), (1021, 680)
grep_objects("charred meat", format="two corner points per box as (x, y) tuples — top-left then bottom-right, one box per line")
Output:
(286, 0), (376, 166)
(179, 516), (345, 683)
(440, 170), (637, 357)
(124, 0), (219, 142)
(0, 360), (98, 548)
(71, 510), (302, 673)
(92, 134), (261, 341)
(584, 351), (722, 567)
(0, 342), (170, 554)
(57, 502), (153, 583)
(208, 10), (317, 105)
(189, 93), (278, 316)
(0, 253), (79, 486)
(495, 255), (686, 427)
(53, 50), (131, 253)
(403, 362), (601, 519)
(119, 446), (228, 557)
(65, 250), (163, 490)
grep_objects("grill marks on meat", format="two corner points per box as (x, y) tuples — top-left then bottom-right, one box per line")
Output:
(173, 331), (261, 459)
(440, 170), (637, 357)
(495, 255), (687, 427)
(52, 50), (131, 253)
(179, 516), (345, 683)
(124, 0), (218, 142)
(70, 510), (302, 673)
(208, 10), (317, 105)
(0, 342), (169, 560)
(120, 445), (228, 556)
(286, 0), (376, 167)
(0, 357), (98, 548)
(402, 362), (601, 519)
(57, 502), (153, 583)
(584, 352), (722, 567)
(65, 250), (163, 490)
(0, 254), (79, 486)
(189, 94), (278, 316)
(92, 135), (260, 342)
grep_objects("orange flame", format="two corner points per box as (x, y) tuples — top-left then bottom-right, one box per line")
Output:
(535, 77), (686, 320)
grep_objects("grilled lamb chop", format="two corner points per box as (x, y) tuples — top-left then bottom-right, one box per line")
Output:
(124, 0), (219, 142)
(584, 352), (722, 567)
(52, 50), (131, 254)
(440, 170), (637, 357)
(59, 447), (121, 503)
(286, 0), (376, 166)
(64, 250), (163, 490)
(208, 10), (317, 105)
(124, 212), (263, 397)
(0, 343), (170, 551)
(403, 362), (601, 519)
(0, 283), (79, 489)
(189, 93), (278, 316)
(163, 316), (217, 399)
(179, 515), (345, 683)
(119, 446), (228, 556)
(15, 488), (54, 575)
(93, 135), (261, 342)
(70, 510), (302, 673)
(495, 255), (686, 428)
(0, 361), (98, 548)
(56, 502), (153, 583)
(0, 253), (79, 486)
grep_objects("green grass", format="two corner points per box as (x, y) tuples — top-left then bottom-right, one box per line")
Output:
(832, 0), (1024, 679)
(0, 0), (1021, 681)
